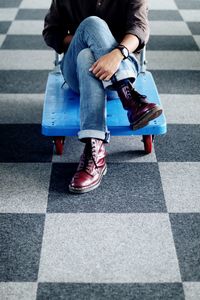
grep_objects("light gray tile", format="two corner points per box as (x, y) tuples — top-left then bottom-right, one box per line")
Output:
(0, 50), (54, 70)
(0, 34), (6, 46)
(159, 163), (200, 212)
(16, 9), (47, 20)
(20, 0), (51, 9)
(0, 94), (44, 123)
(38, 213), (181, 283)
(150, 21), (191, 35)
(8, 20), (43, 34)
(194, 35), (200, 49)
(149, 0), (177, 10)
(0, 163), (51, 213)
(180, 10), (200, 22)
(0, 8), (18, 21)
(52, 136), (157, 163)
(0, 283), (37, 300)
(183, 282), (200, 300)
(160, 94), (200, 124)
(106, 136), (157, 163)
(147, 51), (200, 70)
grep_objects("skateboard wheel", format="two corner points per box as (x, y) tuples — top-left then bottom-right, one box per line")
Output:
(143, 135), (152, 154)
(54, 137), (65, 155)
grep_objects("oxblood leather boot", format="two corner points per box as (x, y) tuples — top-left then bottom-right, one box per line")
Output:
(69, 138), (107, 193)
(116, 81), (163, 130)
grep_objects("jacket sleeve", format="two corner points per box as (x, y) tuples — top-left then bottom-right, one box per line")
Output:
(125, 0), (150, 51)
(42, 0), (66, 54)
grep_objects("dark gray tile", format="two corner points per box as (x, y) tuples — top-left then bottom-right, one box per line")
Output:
(47, 163), (166, 213)
(37, 283), (185, 300)
(0, 22), (11, 34)
(187, 22), (200, 35)
(170, 213), (200, 281)
(2, 35), (49, 49)
(148, 10), (183, 21)
(151, 70), (200, 94)
(175, 0), (200, 9)
(0, 124), (53, 162)
(154, 125), (200, 162)
(0, 70), (49, 93)
(147, 35), (199, 51)
(0, 0), (22, 7)
(16, 9), (47, 20)
(0, 214), (45, 281)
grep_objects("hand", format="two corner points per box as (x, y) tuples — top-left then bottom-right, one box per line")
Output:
(89, 49), (124, 81)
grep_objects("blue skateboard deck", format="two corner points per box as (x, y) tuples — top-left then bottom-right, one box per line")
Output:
(42, 70), (167, 137)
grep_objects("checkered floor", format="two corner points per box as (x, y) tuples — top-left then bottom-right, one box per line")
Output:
(0, 0), (200, 299)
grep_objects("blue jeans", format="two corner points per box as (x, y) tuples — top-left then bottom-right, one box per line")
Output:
(61, 16), (139, 142)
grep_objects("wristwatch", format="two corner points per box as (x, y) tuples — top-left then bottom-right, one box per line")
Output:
(116, 44), (129, 60)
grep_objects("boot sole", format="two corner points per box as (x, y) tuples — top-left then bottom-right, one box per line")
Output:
(131, 107), (163, 131)
(68, 165), (107, 194)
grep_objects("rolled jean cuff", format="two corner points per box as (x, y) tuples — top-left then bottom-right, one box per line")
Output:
(102, 69), (137, 90)
(78, 129), (110, 143)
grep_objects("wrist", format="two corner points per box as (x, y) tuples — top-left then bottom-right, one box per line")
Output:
(112, 48), (124, 61)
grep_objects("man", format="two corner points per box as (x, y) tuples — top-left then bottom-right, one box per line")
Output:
(43, 0), (162, 193)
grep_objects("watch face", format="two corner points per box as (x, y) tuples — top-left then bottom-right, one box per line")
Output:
(122, 47), (129, 58)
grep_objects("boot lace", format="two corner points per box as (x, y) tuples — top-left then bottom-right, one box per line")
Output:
(122, 84), (132, 100)
(131, 89), (147, 103)
(78, 141), (98, 175)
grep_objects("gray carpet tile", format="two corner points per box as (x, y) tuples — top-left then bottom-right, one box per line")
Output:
(148, 10), (183, 21)
(154, 124), (200, 162)
(183, 282), (200, 300)
(1, 35), (49, 49)
(0, 21), (11, 34)
(37, 283), (185, 300)
(16, 9), (48, 20)
(170, 213), (200, 281)
(0, 124), (53, 162)
(0, 163), (51, 213)
(0, 0), (22, 8)
(175, 0), (200, 9)
(150, 70), (200, 94)
(147, 35), (199, 51)
(160, 94), (200, 124)
(47, 163), (166, 213)
(0, 70), (49, 93)
(0, 214), (45, 281)
(0, 94), (44, 124)
(0, 283), (37, 300)
(38, 213), (180, 283)
(159, 162), (200, 213)
(187, 22), (200, 35)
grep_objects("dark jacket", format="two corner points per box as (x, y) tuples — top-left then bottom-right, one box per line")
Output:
(43, 0), (149, 54)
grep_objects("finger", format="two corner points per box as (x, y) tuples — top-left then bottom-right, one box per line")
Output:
(92, 65), (102, 76)
(89, 61), (98, 71)
(99, 72), (109, 80)
(93, 66), (103, 76)
(95, 70), (105, 78)
(104, 75), (112, 81)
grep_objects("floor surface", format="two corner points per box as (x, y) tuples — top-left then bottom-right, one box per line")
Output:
(0, 0), (200, 299)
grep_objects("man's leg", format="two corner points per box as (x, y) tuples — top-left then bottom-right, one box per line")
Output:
(67, 48), (107, 193)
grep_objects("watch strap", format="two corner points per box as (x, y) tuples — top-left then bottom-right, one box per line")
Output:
(116, 44), (129, 59)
